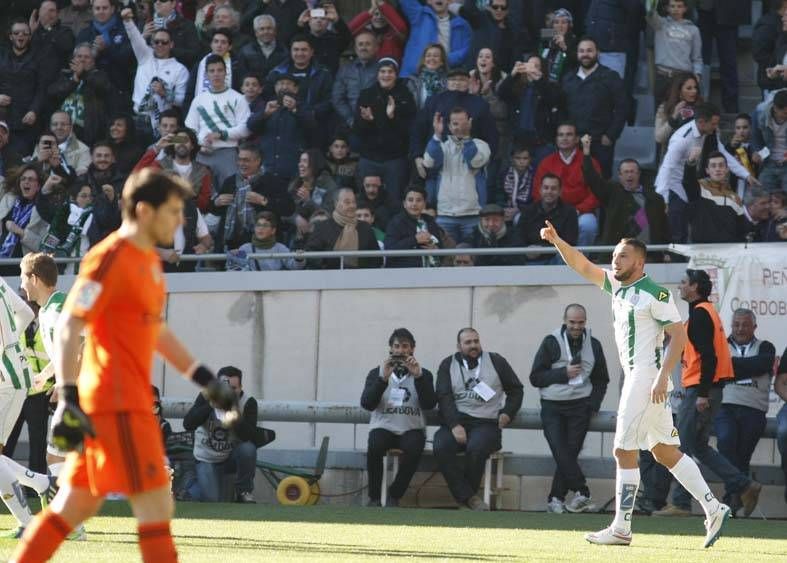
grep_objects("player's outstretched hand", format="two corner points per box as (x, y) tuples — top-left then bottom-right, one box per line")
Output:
(540, 220), (560, 245)
(650, 375), (668, 405)
(51, 385), (96, 452)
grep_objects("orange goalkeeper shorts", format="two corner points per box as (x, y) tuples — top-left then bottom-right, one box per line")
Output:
(61, 411), (169, 496)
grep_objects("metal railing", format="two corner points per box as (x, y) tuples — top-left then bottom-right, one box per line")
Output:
(0, 244), (677, 269)
(160, 399), (780, 438)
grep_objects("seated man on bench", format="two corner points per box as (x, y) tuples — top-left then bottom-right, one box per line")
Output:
(435, 328), (524, 510)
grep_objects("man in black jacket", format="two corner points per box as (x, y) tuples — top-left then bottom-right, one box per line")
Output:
(242, 0), (308, 47)
(75, 0), (135, 109)
(435, 327), (524, 510)
(210, 143), (295, 251)
(238, 15), (288, 84)
(519, 173), (578, 264)
(0, 122), (22, 187)
(561, 37), (627, 176)
(30, 1), (75, 72)
(183, 366), (262, 503)
(0, 19), (49, 154)
(361, 328), (437, 507)
(354, 58), (416, 200)
(469, 204), (523, 266)
(580, 134), (669, 246)
(304, 187), (381, 268)
(530, 304), (608, 514)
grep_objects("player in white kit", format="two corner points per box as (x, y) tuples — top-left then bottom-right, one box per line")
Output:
(540, 222), (731, 548)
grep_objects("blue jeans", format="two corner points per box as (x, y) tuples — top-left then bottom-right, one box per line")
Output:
(758, 161), (787, 193)
(714, 403), (766, 476)
(577, 213), (598, 246)
(436, 215), (478, 245)
(777, 404), (787, 482)
(672, 387), (750, 509)
(188, 441), (257, 502)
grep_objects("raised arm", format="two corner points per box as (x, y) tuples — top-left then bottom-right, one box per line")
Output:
(540, 220), (605, 287)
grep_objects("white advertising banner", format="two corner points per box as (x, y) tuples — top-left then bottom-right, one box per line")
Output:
(674, 243), (787, 417)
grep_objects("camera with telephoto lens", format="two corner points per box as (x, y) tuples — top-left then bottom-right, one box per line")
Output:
(389, 354), (409, 377)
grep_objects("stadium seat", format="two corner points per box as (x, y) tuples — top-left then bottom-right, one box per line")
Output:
(381, 449), (506, 509)
(614, 126), (658, 171)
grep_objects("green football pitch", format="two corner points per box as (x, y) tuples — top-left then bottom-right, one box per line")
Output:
(1, 502), (785, 562)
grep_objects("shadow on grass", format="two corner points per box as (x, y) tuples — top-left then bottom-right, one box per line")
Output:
(84, 531), (517, 560)
(94, 501), (787, 542)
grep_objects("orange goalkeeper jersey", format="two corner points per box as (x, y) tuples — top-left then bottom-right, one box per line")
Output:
(64, 232), (166, 414)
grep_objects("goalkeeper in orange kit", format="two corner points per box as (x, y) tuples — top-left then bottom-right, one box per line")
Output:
(11, 169), (238, 563)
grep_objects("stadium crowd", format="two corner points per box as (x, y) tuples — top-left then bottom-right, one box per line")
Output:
(0, 0), (784, 274)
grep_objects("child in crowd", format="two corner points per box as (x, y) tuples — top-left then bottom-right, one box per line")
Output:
(40, 183), (95, 274)
(241, 73), (265, 115)
(325, 132), (359, 190)
(229, 211), (305, 270)
(494, 144), (535, 225)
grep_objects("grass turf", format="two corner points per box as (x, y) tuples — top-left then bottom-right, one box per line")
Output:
(1, 502), (785, 562)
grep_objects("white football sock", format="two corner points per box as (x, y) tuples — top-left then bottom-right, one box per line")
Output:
(0, 460), (33, 527)
(1, 456), (49, 493)
(669, 454), (720, 517)
(48, 462), (64, 478)
(611, 467), (639, 533)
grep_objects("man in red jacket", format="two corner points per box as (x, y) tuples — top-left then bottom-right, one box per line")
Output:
(533, 122), (601, 246)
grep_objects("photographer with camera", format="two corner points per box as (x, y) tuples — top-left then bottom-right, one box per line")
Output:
(529, 303), (609, 514)
(361, 328), (437, 507)
(435, 328), (523, 510)
(183, 366), (262, 503)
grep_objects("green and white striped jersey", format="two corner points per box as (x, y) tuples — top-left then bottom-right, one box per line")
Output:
(0, 277), (34, 389)
(602, 271), (682, 375)
(37, 291), (66, 383)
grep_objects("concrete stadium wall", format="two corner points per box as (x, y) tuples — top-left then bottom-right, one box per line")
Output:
(33, 265), (787, 515)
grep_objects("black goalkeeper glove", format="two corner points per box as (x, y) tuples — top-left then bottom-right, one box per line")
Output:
(51, 385), (96, 452)
(193, 365), (240, 427)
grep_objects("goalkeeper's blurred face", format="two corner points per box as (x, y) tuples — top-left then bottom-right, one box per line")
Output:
(142, 194), (185, 247)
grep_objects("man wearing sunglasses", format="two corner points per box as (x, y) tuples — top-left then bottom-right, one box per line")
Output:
(121, 7), (189, 140)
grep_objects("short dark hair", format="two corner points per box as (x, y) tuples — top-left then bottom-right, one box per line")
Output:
(205, 53), (226, 70)
(619, 237), (647, 258)
(121, 168), (190, 220)
(456, 327), (478, 343)
(210, 27), (233, 44)
(576, 36), (598, 50)
(541, 172), (562, 188)
(618, 158), (641, 172)
(356, 201), (374, 214)
(152, 28), (172, 41)
(694, 101), (720, 122)
(706, 150), (727, 165)
(241, 72), (262, 85)
(159, 108), (181, 124)
(556, 121), (577, 134)
(238, 141), (262, 159)
(774, 90), (787, 110)
(449, 106), (470, 119)
(510, 143), (532, 156)
(290, 33), (313, 49)
(686, 269), (712, 299)
(217, 365), (243, 382)
(91, 139), (115, 155)
(20, 253), (58, 287)
(255, 210), (278, 229)
(734, 112), (752, 124)
(389, 328), (416, 348)
(404, 185), (427, 201)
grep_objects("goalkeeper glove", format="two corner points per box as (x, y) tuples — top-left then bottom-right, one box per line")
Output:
(51, 385), (96, 452)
